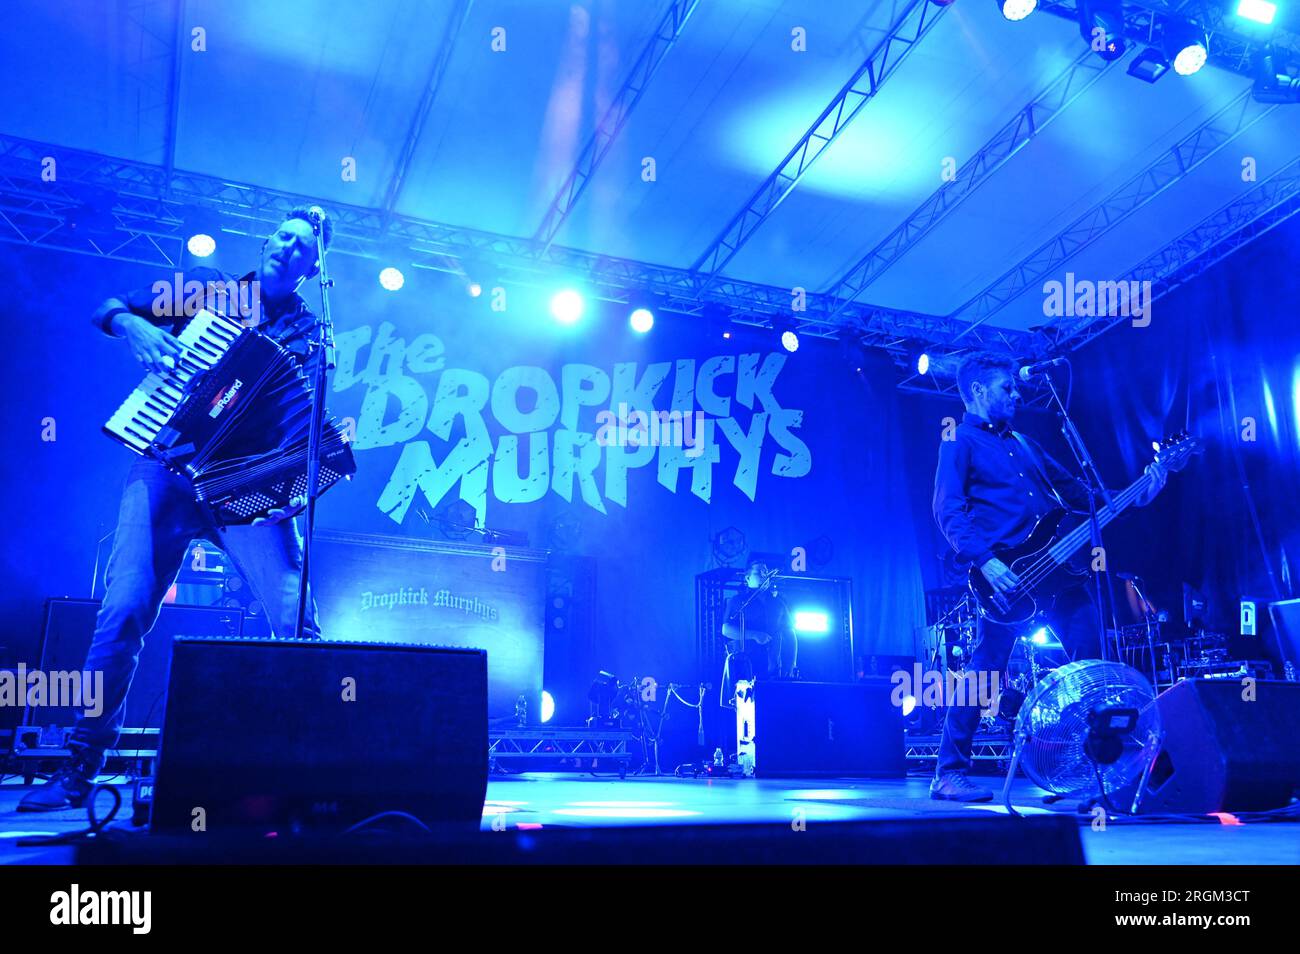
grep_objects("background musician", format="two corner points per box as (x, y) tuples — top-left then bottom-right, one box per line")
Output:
(722, 558), (797, 680)
(928, 352), (1166, 802)
(20, 209), (334, 812)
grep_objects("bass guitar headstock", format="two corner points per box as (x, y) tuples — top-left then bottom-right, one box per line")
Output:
(1151, 431), (1204, 473)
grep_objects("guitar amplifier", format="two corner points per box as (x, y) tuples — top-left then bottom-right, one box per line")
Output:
(754, 680), (904, 778)
(23, 597), (242, 732)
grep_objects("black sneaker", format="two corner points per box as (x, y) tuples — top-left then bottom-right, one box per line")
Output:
(929, 771), (994, 803)
(18, 746), (105, 812)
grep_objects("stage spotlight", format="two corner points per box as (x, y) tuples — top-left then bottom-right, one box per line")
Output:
(916, 352), (931, 375)
(540, 690), (555, 724)
(1164, 22), (1208, 76)
(379, 267), (405, 291)
(629, 307), (654, 333)
(901, 694), (918, 718)
(793, 610), (830, 634)
(186, 233), (216, 258)
(780, 329), (800, 352)
(997, 0), (1037, 21)
(1128, 47), (1171, 83)
(467, 281), (482, 297)
(1252, 47), (1300, 103)
(1237, 0), (1277, 25)
(550, 289), (585, 324)
(1078, 0), (1127, 61)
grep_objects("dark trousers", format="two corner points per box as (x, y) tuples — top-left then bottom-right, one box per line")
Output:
(936, 581), (1100, 775)
(72, 458), (319, 755)
(726, 628), (796, 680)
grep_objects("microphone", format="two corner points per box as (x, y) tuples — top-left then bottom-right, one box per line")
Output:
(305, 205), (326, 223)
(1017, 357), (1068, 382)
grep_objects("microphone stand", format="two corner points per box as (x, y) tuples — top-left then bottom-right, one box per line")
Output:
(1126, 574), (1160, 688)
(1041, 366), (1116, 662)
(293, 219), (337, 640)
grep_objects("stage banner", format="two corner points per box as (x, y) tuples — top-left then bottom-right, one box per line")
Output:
(306, 277), (926, 682)
(310, 530), (545, 720)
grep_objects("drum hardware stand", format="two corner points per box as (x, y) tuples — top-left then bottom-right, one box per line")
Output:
(294, 206), (336, 641)
(1125, 573), (1160, 689)
(1042, 365), (1118, 662)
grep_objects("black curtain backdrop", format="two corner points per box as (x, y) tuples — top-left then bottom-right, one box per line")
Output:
(1063, 216), (1300, 628)
(901, 215), (1300, 642)
(3, 241), (926, 716)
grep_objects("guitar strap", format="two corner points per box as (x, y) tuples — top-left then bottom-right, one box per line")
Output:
(1011, 431), (1070, 510)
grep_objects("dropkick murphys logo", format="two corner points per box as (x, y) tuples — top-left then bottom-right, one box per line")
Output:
(432, 588), (499, 622)
(360, 587), (429, 611)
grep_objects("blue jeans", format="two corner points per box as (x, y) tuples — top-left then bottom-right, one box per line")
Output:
(936, 583), (1099, 775)
(73, 458), (319, 754)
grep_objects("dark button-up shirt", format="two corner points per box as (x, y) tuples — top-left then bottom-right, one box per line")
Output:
(92, 266), (318, 366)
(933, 412), (1090, 567)
(723, 589), (792, 642)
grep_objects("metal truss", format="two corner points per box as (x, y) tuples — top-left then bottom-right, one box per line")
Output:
(690, 0), (949, 281)
(0, 132), (1040, 370)
(947, 88), (1277, 338)
(905, 733), (1012, 763)
(825, 48), (1115, 318)
(1046, 152), (1300, 351)
(1036, 0), (1300, 78)
(162, 0), (187, 183)
(488, 727), (634, 775)
(380, 0), (474, 218)
(534, 0), (700, 249)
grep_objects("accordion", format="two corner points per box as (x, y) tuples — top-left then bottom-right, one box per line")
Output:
(103, 309), (356, 525)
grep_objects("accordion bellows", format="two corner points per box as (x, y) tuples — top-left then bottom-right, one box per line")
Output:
(104, 309), (356, 525)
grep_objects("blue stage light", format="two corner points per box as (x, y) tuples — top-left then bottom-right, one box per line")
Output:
(917, 352), (931, 375)
(186, 233), (216, 257)
(1163, 21), (1208, 76)
(999, 0), (1038, 21)
(901, 694), (918, 717)
(540, 690), (555, 723)
(629, 307), (654, 333)
(550, 289), (584, 324)
(379, 267), (405, 291)
(1237, 0), (1277, 25)
(794, 610), (829, 634)
(780, 329), (800, 353)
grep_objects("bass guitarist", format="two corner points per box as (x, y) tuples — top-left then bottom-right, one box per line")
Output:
(929, 352), (1166, 802)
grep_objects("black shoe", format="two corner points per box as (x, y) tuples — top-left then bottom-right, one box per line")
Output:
(929, 771), (994, 803)
(18, 747), (104, 812)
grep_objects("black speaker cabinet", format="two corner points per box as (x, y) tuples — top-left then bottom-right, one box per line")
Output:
(150, 638), (488, 833)
(755, 680), (903, 778)
(25, 598), (242, 731)
(1138, 679), (1300, 813)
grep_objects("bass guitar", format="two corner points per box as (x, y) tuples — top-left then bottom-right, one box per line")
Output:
(968, 432), (1202, 625)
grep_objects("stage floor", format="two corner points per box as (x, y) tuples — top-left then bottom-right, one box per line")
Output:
(1, 773), (1296, 865)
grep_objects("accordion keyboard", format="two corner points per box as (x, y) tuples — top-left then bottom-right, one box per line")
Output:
(104, 309), (247, 453)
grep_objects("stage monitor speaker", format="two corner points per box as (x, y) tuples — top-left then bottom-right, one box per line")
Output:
(25, 598), (242, 731)
(754, 679), (903, 778)
(1138, 679), (1300, 814)
(150, 638), (488, 833)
